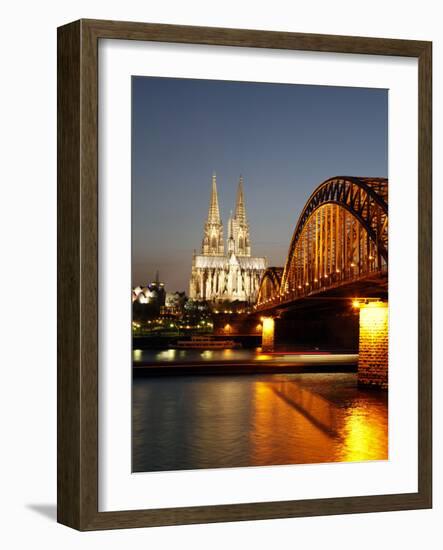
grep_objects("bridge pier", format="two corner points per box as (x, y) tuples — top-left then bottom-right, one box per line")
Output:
(358, 301), (388, 389)
(261, 317), (275, 352)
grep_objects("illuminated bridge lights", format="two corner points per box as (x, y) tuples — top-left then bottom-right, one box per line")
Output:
(352, 297), (383, 310)
(255, 176), (388, 311)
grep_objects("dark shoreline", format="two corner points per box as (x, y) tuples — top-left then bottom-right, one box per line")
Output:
(133, 360), (357, 377)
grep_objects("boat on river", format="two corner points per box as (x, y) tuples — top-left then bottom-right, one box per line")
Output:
(175, 335), (242, 349)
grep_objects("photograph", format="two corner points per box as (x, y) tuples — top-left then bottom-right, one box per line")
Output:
(131, 76), (389, 473)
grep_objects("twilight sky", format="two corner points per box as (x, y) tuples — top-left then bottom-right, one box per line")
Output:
(132, 77), (387, 291)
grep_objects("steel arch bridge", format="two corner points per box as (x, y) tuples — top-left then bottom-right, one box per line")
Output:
(256, 176), (388, 310)
(256, 267), (283, 304)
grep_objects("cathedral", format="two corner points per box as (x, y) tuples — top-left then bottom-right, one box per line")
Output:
(189, 174), (267, 303)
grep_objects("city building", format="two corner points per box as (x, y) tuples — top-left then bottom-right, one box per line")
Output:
(189, 173), (267, 303)
(132, 271), (166, 305)
(160, 291), (187, 317)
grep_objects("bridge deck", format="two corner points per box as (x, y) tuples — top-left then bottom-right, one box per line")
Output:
(255, 269), (387, 314)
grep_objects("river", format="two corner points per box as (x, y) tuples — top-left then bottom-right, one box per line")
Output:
(133, 347), (358, 366)
(132, 371), (388, 472)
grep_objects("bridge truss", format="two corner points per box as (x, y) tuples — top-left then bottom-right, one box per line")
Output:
(256, 176), (388, 310)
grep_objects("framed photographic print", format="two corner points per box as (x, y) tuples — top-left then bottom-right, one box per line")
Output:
(57, 19), (432, 530)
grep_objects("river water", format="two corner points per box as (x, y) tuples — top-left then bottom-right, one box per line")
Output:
(132, 371), (388, 472)
(133, 347), (358, 366)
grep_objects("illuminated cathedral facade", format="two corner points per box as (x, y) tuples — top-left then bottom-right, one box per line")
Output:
(189, 174), (267, 303)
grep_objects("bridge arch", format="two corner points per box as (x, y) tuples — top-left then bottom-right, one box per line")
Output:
(256, 176), (388, 308)
(281, 176), (388, 296)
(256, 267), (283, 305)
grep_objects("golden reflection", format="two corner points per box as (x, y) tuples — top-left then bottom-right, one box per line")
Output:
(339, 405), (388, 462)
(251, 381), (335, 465)
(157, 349), (176, 361)
(251, 378), (388, 466)
(272, 379), (340, 436)
(134, 374), (388, 472)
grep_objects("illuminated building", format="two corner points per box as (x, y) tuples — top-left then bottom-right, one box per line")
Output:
(160, 291), (186, 317)
(189, 173), (267, 302)
(132, 271), (166, 305)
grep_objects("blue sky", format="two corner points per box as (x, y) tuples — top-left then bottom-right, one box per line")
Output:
(132, 76), (387, 291)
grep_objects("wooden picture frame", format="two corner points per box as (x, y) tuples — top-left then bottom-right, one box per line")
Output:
(57, 19), (432, 530)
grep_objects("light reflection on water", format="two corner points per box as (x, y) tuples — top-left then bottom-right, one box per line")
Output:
(133, 348), (358, 365)
(132, 373), (387, 472)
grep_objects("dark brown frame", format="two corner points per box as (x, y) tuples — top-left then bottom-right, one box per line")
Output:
(57, 19), (432, 530)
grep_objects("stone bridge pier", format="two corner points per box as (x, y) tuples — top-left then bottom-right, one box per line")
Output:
(261, 317), (275, 352)
(256, 300), (388, 389)
(357, 301), (388, 389)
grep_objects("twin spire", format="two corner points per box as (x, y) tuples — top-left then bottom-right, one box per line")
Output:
(234, 175), (247, 224)
(207, 172), (221, 224)
(203, 173), (250, 257)
(206, 172), (247, 225)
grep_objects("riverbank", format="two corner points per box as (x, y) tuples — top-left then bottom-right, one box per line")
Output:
(133, 352), (358, 376)
(133, 334), (261, 349)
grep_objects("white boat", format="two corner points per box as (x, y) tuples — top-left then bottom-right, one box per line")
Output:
(175, 335), (241, 349)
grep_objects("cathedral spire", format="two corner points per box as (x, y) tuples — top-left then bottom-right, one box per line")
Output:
(202, 173), (224, 256)
(207, 172), (221, 224)
(190, 173), (266, 302)
(232, 175), (251, 257)
(234, 175), (247, 224)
